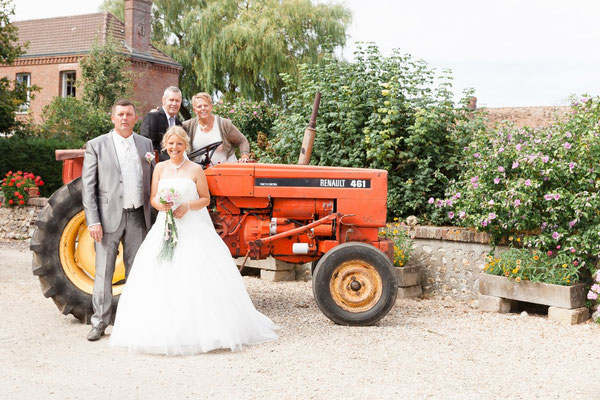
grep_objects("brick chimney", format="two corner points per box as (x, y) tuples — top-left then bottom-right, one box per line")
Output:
(124, 0), (152, 55)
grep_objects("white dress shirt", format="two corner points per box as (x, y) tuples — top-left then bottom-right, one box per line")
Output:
(163, 107), (176, 127)
(112, 130), (144, 209)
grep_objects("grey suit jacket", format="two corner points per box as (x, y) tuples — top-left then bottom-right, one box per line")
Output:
(82, 131), (154, 233)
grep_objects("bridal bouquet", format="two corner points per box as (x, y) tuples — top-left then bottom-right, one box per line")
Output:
(157, 187), (181, 261)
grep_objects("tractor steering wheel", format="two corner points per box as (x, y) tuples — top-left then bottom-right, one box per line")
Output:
(188, 141), (223, 168)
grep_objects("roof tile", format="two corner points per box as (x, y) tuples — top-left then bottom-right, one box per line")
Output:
(13, 12), (180, 67)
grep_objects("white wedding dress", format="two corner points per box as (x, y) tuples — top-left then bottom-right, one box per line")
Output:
(110, 178), (278, 355)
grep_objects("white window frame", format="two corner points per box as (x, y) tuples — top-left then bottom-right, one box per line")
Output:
(61, 71), (76, 98)
(16, 73), (31, 113)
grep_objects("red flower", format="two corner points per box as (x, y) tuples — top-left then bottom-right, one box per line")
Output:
(7, 171), (12, 175)
(8, 199), (13, 204)
(17, 170), (22, 174)
(17, 195), (23, 199)
(10, 178), (15, 183)
(16, 182), (21, 187)
(8, 182), (12, 186)
(14, 191), (19, 196)
(39, 180), (44, 186)
(19, 200), (24, 205)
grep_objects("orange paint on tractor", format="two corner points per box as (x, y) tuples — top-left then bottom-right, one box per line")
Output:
(56, 152), (392, 266)
(206, 163), (390, 264)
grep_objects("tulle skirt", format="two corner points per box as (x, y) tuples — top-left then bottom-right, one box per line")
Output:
(109, 206), (278, 356)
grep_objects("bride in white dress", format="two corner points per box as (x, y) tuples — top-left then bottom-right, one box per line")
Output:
(110, 126), (278, 355)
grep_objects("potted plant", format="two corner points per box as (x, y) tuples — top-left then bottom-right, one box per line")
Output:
(380, 219), (420, 289)
(480, 247), (586, 309)
(0, 170), (44, 206)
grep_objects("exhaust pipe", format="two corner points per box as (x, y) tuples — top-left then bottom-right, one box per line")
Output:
(298, 92), (321, 165)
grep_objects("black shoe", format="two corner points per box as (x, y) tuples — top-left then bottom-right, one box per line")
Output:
(87, 326), (106, 341)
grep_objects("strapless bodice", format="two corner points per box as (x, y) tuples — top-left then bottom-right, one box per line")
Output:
(157, 178), (199, 204)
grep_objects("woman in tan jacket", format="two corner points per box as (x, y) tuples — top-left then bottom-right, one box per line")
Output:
(183, 92), (250, 165)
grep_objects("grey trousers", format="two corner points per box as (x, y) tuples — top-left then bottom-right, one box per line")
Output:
(91, 207), (147, 328)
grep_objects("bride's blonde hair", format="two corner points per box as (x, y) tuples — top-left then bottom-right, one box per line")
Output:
(161, 126), (191, 153)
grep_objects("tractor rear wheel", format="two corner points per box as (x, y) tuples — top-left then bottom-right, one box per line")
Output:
(312, 242), (397, 326)
(30, 178), (126, 324)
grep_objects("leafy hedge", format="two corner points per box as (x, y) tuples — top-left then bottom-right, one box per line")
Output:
(212, 98), (280, 144)
(434, 96), (600, 285)
(40, 97), (114, 142)
(258, 44), (486, 219)
(0, 136), (84, 196)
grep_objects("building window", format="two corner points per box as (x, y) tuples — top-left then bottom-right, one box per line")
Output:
(61, 71), (76, 97)
(16, 73), (31, 113)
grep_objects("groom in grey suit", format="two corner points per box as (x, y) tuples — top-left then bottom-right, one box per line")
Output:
(82, 99), (155, 341)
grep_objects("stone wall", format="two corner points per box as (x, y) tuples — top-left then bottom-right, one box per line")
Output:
(0, 196), (47, 241)
(403, 226), (500, 301)
(485, 106), (571, 128)
(0, 199), (497, 298)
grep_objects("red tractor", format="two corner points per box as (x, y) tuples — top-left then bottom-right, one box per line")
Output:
(30, 102), (397, 326)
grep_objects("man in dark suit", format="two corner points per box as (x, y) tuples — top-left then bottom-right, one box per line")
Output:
(140, 86), (183, 161)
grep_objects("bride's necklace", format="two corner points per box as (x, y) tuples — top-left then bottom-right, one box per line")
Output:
(170, 158), (185, 173)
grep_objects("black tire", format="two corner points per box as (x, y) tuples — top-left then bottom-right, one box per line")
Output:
(312, 242), (397, 326)
(30, 178), (118, 324)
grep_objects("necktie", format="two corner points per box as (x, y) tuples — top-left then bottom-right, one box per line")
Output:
(169, 117), (175, 127)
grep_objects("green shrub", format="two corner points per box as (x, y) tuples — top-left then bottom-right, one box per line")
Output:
(436, 95), (600, 283)
(40, 97), (113, 142)
(0, 136), (84, 196)
(212, 98), (280, 145)
(259, 44), (486, 220)
(484, 247), (579, 286)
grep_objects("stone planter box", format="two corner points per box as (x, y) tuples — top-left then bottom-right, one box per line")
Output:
(26, 186), (40, 198)
(395, 265), (422, 299)
(479, 273), (586, 309)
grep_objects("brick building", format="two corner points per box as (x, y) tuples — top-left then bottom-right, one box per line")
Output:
(3, 0), (181, 124)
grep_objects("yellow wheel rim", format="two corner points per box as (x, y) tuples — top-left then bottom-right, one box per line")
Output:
(59, 210), (126, 295)
(329, 259), (383, 313)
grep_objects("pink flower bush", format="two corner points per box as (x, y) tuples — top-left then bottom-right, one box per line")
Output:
(588, 278), (600, 302)
(431, 95), (600, 285)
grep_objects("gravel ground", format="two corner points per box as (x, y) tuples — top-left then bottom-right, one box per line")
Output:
(1, 241), (599, 399)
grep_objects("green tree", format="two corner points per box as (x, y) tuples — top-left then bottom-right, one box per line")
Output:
(99, 0), (124, 21)
(40, 97), (113, 142)
(0, 0), (32, 132)
(79, 38), (132, 110)
(40, 38), (133, 141)
(101, 0), (350, 105)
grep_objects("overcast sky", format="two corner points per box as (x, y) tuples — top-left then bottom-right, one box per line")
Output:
(12, 0), (600, 108)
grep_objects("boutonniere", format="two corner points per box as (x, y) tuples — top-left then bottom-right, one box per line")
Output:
(145, 152), (155, 164)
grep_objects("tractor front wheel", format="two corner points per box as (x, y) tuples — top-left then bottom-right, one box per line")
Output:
(30, 178), (126, 324)
(312, 242), (397, 326)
